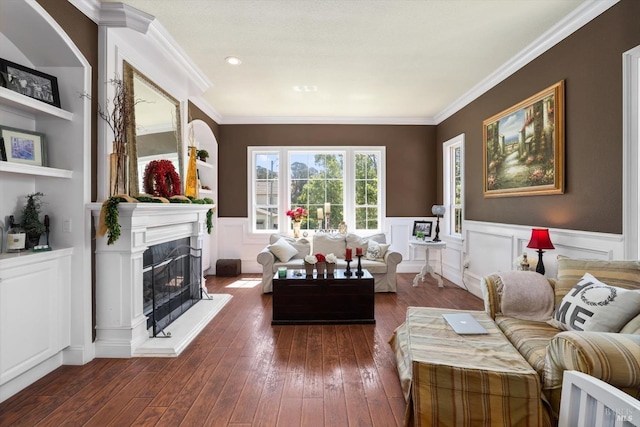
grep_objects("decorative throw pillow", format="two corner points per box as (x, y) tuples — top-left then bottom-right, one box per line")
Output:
(366, 240), (390, 260)
(554, 256), (640, 307)
(346, 233), (370, 254)
(313, 233), (347, 258)
(268, 237), (299, 263)
(269, 234), (310, 259)
(548, 273), (640, 332)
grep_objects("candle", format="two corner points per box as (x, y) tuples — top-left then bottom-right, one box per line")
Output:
(345, 248), (352, 261)
(356, 247), (362, 256)
(317, 208), (323, 219)
(324, 202), (331, 214)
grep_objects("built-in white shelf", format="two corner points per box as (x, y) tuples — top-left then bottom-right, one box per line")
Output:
(0, 247), (73, 267)
(199, 188), (213, 196)
(0, 87), (74, 121)
(196, 160), (213, 169)
(0, 161), (73, 179)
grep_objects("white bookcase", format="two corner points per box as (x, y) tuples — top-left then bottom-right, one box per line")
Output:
(0, 0), (93, 402)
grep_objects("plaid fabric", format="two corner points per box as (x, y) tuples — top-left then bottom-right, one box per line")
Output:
(389, 307), (543, 427)
(494, 316), (560, 380)
(545, 331), (640, 420)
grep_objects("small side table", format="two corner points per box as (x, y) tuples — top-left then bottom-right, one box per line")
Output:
(409, 240), (447, 287)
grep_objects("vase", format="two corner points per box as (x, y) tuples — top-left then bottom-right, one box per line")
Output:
(316, 261), (326, 276)
(326, 262), (336, 276)
(185, 146), (199, 198)
(293, 221), (301, 238)
(109, 142), (128, 196)
(304, 262), (314, 276)
(26, 232), (41, 249)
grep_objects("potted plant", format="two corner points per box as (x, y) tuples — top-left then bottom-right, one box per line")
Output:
(416, 231), (425, 241)
(196, 149), (209, 162)
(22, 192), (46, 248)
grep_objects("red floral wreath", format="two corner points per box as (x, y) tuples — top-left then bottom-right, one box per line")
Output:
(143, 160), (182, 198)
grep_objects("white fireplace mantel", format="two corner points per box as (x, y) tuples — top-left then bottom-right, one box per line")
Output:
(88, 202), (214, 358)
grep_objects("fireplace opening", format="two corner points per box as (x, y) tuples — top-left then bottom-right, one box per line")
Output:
(143, 238), (202, 337)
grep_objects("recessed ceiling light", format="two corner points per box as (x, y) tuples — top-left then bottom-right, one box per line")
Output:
(225, 56), (241, 65)
(293, 85), (317, 92)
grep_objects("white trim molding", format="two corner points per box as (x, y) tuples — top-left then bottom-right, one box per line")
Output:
(623, 44), (640, 259)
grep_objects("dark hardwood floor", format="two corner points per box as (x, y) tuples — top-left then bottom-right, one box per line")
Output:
(0, 273), (483, 426)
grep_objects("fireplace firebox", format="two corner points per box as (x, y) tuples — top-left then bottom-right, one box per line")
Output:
(143, 238), (202, 337)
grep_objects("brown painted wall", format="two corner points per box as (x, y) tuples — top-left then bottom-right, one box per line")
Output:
(188, 101), (221, 142)
(218, 124), (436, 217)
(437, 0), (640, 234)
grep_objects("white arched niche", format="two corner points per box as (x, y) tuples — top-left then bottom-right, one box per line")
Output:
(189, 119), (219, 272)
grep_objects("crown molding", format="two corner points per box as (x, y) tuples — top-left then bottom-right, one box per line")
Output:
(69, 1), (153, 32)
(218, 115), (435, 126)
(189, 96), (223, 125)
(70, 1), (212, 94)
(68, 0), (101, 23)
(71, 0), (618, 126)
(434, 0), (620, 124)
(145, 21), (212, 94)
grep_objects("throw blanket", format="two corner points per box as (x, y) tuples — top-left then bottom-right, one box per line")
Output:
(498, 271), (554, 321)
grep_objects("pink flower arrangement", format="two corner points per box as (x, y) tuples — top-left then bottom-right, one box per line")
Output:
(315, 253), (326, 263)
(286, 207), (308, 222)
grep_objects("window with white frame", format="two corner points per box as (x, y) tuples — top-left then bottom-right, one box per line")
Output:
(249, 147), (385, 234)
(443, 135), (464, 237)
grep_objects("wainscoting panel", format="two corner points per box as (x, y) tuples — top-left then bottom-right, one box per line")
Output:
(462, 220), (625, 298)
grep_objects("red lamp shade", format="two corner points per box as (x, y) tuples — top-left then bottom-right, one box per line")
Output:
(526, 229), (555, 250)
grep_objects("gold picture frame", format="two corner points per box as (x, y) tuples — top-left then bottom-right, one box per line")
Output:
(483, 80), (564, 197)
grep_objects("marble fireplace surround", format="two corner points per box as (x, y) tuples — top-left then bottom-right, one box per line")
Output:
(89, 202), (215, 357)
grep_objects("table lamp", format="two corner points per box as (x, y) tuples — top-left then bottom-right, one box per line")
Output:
(526, 228), (554, 275)
(431, 205), (446, 242)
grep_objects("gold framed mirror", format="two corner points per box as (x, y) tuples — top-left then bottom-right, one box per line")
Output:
(123, 61), (183, 195)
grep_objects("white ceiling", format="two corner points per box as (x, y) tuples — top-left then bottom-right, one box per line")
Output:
(99, 0), (594, 124)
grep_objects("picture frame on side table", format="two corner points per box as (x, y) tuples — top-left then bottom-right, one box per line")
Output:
(483, 80), (564, 197)
(0, 126), (46, 167)
(0, 58), (61, 108)
(412, 220), (433, 238)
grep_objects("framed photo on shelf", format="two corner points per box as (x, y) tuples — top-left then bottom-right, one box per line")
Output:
(0, 58), (61, 108)
(0, 126), (46, 167)
(412, 220), (433, 238)
(483, 80), (564, 198)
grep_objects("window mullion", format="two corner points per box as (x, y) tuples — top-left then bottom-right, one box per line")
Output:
(280, 148), (289, 233)
(344, 150), (355, 230)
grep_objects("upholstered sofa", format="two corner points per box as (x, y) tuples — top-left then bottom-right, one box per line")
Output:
(481, 258), (640, 424)
(257, 232), (402, 293)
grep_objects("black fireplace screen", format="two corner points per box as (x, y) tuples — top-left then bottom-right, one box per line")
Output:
(143, 238), (202, 337)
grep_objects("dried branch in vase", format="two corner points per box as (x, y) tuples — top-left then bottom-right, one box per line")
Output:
(98, 78), (133, 160)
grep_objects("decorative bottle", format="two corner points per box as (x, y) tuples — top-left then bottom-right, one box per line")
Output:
(521, 253), (530, 271)
(185, 146), (199, 198)
(6, 215), (26, 252)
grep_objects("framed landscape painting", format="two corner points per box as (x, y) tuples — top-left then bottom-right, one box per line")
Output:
(483, 80), (564, 198)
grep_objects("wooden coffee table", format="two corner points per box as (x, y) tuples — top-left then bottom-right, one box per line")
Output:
(271, 268), (375, 325)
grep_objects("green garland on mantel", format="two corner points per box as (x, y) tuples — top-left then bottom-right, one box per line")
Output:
(104, 195), (215, 245)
